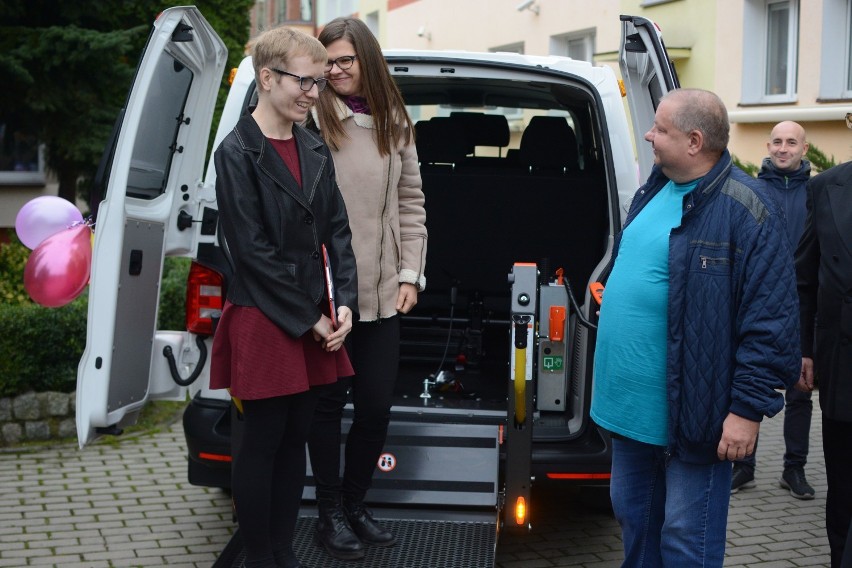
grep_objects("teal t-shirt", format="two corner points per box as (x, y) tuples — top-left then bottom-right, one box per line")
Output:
(590, 179), (699, 446)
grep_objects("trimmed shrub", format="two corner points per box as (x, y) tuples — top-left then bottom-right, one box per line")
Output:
(0, 296), (88, 396)
(0, 232), (30, 305)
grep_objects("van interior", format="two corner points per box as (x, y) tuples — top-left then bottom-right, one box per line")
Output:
(392, 73), (610, 437)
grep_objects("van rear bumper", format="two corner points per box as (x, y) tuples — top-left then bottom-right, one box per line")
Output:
(183, 395), (232, 489)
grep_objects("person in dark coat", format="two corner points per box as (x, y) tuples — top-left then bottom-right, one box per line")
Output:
(795, 112), (852, 568)
(210, 26), (358, 568)
(732, 121), (815, 499)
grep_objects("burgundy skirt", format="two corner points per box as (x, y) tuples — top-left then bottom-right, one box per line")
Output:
(210, 301), (353, 400)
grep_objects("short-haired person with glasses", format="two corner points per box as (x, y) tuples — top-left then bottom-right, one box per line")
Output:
(268, 67), (329, 93)
(210, 26), (358, 568)
(795, 111), (852, 567)
(306, 16), (428, 561)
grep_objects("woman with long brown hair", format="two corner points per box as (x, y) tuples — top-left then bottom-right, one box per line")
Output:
(307, 16), (427, 562)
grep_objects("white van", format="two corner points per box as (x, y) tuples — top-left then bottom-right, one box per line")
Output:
(75, 6), (678, 565)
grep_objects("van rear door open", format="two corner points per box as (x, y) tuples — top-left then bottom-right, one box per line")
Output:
(75, 7), (227, 448)
(619, 14), (680, 182)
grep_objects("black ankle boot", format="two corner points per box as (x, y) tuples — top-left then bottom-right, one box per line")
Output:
(272, 548), (301, 568)
(315, 497), (365, 560)
(343, 497), (397, 547)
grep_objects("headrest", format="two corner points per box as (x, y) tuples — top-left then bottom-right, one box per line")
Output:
(519, 116), (579, 171)
(450, 112), (510, 148)
(415, 117), (471, 165)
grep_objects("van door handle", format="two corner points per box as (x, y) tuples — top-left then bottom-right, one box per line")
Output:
(129, 249), (143, 275)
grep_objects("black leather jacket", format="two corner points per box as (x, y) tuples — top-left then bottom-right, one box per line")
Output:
(213, 114), (357, 339)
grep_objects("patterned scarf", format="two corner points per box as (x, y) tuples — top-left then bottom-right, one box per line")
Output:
(344, 95), (371, 115)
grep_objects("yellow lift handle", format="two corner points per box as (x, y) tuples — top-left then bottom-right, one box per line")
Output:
(514, 346), (526, 424)
(512, 314), (531, 425)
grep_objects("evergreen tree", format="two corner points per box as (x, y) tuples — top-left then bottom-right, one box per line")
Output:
(805, 144), (837, 174)
(0, 1), (253, 206)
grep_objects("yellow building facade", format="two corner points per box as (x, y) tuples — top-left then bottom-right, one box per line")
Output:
(333, 0), (851, 168)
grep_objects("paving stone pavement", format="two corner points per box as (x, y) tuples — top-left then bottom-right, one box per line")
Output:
(0, 391), (830, 567)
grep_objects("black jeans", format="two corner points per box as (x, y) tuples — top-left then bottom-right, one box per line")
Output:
(232, 390), (318, 563)
(782, 386), (813, 468)
(823, 415), (852, 568)
(308, 316), (400, 502)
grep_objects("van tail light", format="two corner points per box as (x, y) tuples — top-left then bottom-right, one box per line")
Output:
(198, 452), (232, 463)
(545, 472), (612, 480)
(186, 262), (223, 336)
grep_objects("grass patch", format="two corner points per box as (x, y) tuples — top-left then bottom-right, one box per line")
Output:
(4, 400), (187, 451)
(90, 400), (187, 447)
(126, 400), (186, 435)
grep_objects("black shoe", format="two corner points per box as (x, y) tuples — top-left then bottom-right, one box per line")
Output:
(343, 498), (397, 547)
(731, 464), (755, 494)
(315, 498), (365, 560)
(780, 467), (815, 500)
(240, 558), (278, 568)
(272, 548), (302, 568)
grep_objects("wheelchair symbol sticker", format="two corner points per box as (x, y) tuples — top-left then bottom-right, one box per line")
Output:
(377, 453), (397, 472)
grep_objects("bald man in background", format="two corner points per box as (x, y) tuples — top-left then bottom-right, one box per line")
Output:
(731, 121), (814, 499)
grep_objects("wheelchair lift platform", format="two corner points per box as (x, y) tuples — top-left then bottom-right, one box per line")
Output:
(215, 507), (498, 568)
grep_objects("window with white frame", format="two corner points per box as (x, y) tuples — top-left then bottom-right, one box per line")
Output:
(549, 29), (596, 62)
(819, 0), (852, 100)
(0, 116), (45, 186)
(316, 0), (358, 26)
(741, 0), (799, 103)
(276, 0), (312, 23)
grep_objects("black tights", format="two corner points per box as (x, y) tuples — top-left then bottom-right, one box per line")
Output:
(232, 390), (318, 565)
(308, 316), (400, 502)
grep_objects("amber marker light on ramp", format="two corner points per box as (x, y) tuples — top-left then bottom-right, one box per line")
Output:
(515, 496), (527, 526)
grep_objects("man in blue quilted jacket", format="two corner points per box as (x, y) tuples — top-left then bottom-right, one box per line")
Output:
(591, 89), (800, 567)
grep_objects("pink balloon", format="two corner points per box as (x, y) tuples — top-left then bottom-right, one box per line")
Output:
(24, 225), (93, 308)
(15, 196), (84, 250)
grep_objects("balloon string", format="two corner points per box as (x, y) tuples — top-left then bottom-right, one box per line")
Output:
(69, 217), (96, 230)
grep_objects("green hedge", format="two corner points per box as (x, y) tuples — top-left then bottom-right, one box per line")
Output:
(0, 232), (190, 397)
(158, 257), (191, 331)
(0, 296), (88, 396)
(0, 232), (30, 305)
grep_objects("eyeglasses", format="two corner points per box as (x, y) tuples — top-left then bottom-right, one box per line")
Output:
(326, 55), (357, 71)
(269, 68), (328, 92)
(846, 112), (852, 129)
